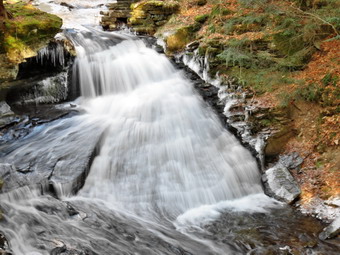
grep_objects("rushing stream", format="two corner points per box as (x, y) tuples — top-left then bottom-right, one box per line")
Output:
(0, 1), (339, 254)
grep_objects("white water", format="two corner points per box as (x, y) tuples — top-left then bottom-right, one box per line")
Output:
(71, 31), (264, 219)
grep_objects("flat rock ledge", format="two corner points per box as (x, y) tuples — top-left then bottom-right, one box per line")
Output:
(262, 163), (301, 204)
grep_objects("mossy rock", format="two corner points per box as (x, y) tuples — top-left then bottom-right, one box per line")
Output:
(166, 27), (192, 53)
(131, 0), (179, 13)
(2, 1), (62, 63)
(0, 1), (62, 81)
(133, 25), (157, 35)
(129, 0), (179, 34)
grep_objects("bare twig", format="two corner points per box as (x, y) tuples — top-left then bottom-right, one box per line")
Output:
(289, 5), (339, 36)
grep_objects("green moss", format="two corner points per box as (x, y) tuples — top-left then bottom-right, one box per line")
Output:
(194, 14), (209, 24)
(1, 1), (62, 63)
(166, 26), (192, 52)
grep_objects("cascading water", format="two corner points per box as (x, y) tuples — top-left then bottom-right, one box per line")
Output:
(69, 29), (263, 218)
(1, 1), (339, 255)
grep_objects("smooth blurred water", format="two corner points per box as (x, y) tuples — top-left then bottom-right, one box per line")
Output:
(69, 29), (263, 219)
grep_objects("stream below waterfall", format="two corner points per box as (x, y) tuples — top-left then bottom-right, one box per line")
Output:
(0, 1), (339, 254)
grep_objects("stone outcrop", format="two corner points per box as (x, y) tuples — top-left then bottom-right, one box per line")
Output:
(129, 0), (180, 34)
(101, 0), (180, 33)
(0, 1), (62, 83)
(100, 0), (139, 31)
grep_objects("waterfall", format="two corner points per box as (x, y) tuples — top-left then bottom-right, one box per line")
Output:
(67, 29), (263, 219)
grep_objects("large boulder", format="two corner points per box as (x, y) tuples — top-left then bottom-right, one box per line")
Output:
(262, 163), (301, 203)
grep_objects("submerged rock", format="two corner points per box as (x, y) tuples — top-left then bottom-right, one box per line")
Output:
(262, 163), (301, 204)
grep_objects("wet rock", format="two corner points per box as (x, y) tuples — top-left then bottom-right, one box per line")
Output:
(50, 245), (66, 255)
(0, 102), (16, 130)
(0, 102), (13, 117)
(6, 72), (69, 106)
(60, 2), (75, 10)
(262, 163), (301, 203)
(0, 119), (102, 196)
(0, 232), (11, 255)
(319, 216), (340, 240)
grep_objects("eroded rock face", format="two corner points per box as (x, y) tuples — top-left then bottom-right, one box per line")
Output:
(262, 163), (301, 204)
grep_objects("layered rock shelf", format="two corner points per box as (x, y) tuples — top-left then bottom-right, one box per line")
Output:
(100, 0), (138, 31)
(129, 0), (179, 34)
(101, 0), (180, 33)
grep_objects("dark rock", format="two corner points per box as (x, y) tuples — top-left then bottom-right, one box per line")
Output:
(0, 232), (11, 255)
(7, 71), (69, 106)
(50, 245), (66, 255)
(319, 217), (340, 240)
(60, 2), (75, 10)
(262, 163), (301, 203)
